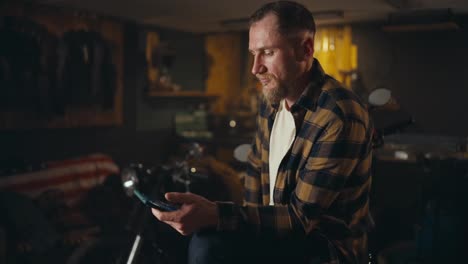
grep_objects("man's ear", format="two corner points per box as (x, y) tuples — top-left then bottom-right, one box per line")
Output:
(302, 36), (314, 59)
(295, 36), (314, 61)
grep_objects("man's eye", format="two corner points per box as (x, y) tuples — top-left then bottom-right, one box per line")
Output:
(264, 50), (274, 56)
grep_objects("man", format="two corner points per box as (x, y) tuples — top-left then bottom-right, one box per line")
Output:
(152, 1), (373, 263)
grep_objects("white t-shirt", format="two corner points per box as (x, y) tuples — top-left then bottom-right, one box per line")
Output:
(268, 99), (296, 205)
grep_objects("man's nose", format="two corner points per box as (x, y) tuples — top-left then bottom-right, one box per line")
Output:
(251, 56), (266, 75)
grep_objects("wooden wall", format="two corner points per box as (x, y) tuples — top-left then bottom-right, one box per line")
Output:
(0, 3), (123, 129)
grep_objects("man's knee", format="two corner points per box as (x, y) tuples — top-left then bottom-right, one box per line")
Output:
(188, 231), (237, 264)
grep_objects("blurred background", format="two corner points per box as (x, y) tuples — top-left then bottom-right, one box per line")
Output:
(1, 0), (468, 263)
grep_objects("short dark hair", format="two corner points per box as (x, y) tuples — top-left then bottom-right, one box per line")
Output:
(249, 1), (316, 35)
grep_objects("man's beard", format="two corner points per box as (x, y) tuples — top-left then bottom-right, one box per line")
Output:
(259, 75), (287, 105)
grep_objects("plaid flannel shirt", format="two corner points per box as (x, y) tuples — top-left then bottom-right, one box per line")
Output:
(216, 59), (373, 263)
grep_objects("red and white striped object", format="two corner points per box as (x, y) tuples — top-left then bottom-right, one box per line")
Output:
(0, 153), (120, 206)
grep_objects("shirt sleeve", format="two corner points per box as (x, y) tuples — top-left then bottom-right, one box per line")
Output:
(216, 107), (370, 237)
(243, 123), (263, 206)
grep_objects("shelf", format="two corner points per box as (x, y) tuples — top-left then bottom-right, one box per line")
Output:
(148, 91), (219, 100)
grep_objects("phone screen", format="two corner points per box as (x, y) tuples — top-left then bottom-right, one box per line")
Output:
(133, 189), (179, 212)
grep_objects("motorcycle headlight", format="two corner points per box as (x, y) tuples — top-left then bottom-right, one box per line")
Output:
(121, 165), (140, 196)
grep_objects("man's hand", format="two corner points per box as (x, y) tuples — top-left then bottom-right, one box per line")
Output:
(151, 192), (218, 236)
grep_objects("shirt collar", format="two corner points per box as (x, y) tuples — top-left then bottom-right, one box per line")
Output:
(292, 59), (326, 112)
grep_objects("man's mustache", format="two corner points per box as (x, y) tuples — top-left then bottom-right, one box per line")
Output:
(256, 74), (274, 81)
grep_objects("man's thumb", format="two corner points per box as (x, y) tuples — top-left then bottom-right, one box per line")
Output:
(165, 192), (195, 204)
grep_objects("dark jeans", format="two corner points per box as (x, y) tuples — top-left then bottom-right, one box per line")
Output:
(187, 230), (335, 264)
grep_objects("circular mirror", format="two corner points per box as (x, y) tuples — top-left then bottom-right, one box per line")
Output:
(368, 88), (392, 107)
(233, 144), (251, 163)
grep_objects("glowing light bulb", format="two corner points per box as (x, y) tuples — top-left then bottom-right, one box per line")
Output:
(123, 180), (134, 188)
(229, 120), (237, 128)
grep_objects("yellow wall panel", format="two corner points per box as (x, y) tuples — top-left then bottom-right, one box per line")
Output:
(314, 26), (357, 88)
(205, 33), (242, 114)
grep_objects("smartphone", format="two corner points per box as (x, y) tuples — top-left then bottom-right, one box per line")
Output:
(133, 189), (180, 212)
